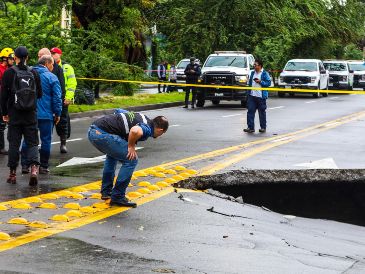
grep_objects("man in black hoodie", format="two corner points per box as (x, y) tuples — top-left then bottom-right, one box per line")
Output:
(1, 46), (42, 185)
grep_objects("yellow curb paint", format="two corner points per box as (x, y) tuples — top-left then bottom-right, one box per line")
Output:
(41, 194), (59, 200)
(133, 171), (147, 177)
(128, 192), (143, 198)
(154, 172), (166, 178)
(72, 187), (88, 193)
(153, 166), (165, 172)
(50, 215), (69, 222)
(156, 181), (169, 188)
(163, 169), (177, 175)
(80, 206), (98, 214)
(0, 232), (11, 241)
(186, 169), (198, 175)
(92, 202), (110, 209)
(65, 210), (83, 218)
(131, 175), (137, 180)
(179, 172), (192, 179)
(165, 178), (177, 184)
(0, 205), (8, 211)
(147, 185), (161, 191)
(57, 190), (74, 197)
(137, 181), (151, 187)
(172, 175), (184, 181)
(12, 203), (32, 210)
(84, 184), (100, 191)
(90, 193), (102, 199)
(67, 193), (84, 200)
(8, 218), (29, 225)
(137, 188), (151, 194)
(38, 203), (58, 210)
(28, 221), (48, 229)
(174, 166), (186, 171)
(63, 203), (81, 210)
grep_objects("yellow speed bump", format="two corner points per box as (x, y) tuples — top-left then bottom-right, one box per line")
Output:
(38, 203), (58, 209)
(84, 184), (100, 191)
(179, 172), (191, 179)
(137, 188), (151, 194)
(127, 192), (143, 198)
(8, 217), (29, 225)
(131, 175), (137, 180)
(24, 197), (43, 203)
(128, 183), (134, 187)
(50, 215), (69, 222)
(138, 181), (151, 187)
(186, 169), (198, 175)
(63, 202), (81, 210)
(92, 202), (110, 209)
(0, 232), (11, 241)
(155, 172), (166, 178)
(65, 210), (83, 218)
(90, 193), (102, 199)
(133, 171), (147, 177)
(165, 178), (177, 184)
(147, 185), (161, 191)
(0, 205), (9, 211)
(153, 166), (165, 172)
(12, 203), (32, 210)
(57, 190), (74, 197)
(156, 181), (169, 188)
(172, 175), (184, 181)
(41, 193), (59, 200)
(72, 186), (88, 193)
(145, 169), (157, 176)
(80, 206), (98, 214)
(164, 169), (177, 175)
(174, 166), (186, 171)
(67, 193), (84, 200)
(28, 221), (48, 229)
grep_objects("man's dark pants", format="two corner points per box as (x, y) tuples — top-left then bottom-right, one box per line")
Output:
(0, 117), (6, 150)
(158, 77), (167, 93)
(247, 95), (267, 130)
(56, 105), (71, 139)
(7, 124), (39, 169)
(185, 80), (197, 107)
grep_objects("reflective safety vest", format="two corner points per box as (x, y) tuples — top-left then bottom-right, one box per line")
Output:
(59, 60), (77, 101)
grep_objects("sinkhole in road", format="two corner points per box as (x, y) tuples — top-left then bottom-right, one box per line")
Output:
(178, 169), (365, 226)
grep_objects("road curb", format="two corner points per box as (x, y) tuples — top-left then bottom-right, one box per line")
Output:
(69, 101), (184, 119)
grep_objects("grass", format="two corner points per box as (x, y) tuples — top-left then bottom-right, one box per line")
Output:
(69, 92), (185, 113)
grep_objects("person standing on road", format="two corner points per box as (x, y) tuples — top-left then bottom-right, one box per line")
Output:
(157, 60), (167, 93)
(21, 55), (62, 174)
(1, 46), (42, 185)
(51, 47), (77, 154)
(184, 57), (201, 108)
(0, 48), (15, 155)
(244, 59), (271, 133)
(167, 61), (177, 93)
(88, 109), (169, 207)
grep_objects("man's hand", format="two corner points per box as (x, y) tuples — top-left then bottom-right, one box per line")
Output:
(254, 78), (261, 84)
(127, 146), (138, 160)
(54, 116), (60, 125)
(2, 115), (9, 123)
(64, 99), (71, 106)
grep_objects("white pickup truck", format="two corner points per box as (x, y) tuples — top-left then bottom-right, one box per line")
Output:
(278, 59), (329, 98)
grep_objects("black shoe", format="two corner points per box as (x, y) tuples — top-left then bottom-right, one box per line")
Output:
(110, 197), (137, 208)
(259, 128), (266, 133)
(60, 144), (68, 154)
(191, 105), (195, 109)
(0, 148), (8, 155)
(7, 169), (16, 184)
(39, 166), (50, 174)
(101, 194), (111, 200)
(183, 106), (188, 108)
(22, 166), (30, 174)
(243, 128), (255, 133)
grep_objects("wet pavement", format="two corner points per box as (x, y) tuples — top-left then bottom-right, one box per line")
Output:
(0, 93), (365, 273)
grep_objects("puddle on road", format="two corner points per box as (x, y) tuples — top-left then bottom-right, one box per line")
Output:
(177, 169), (365, 226)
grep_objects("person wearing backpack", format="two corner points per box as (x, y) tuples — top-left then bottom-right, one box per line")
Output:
(20, 55), (62, 175)
(0, 46), (42, 185)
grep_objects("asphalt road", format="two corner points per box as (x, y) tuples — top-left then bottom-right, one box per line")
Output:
(0, 93), (365, 273)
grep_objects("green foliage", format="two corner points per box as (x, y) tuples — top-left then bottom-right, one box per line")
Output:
(344, 44), (364, 60)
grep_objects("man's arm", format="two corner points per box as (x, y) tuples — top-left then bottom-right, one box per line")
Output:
(31, 69), (43, 99)
(127, 125), (143, 160)
(64, 64), (77, 103)
(157, 65), (161, 78)
(260, 71), (272, 88)
(51, 77), (62, 124)
(1, 69), (12, 119)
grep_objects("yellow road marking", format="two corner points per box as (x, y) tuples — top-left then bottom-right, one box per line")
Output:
(76, 77), (365, 95)
(1, 110), (365, 252)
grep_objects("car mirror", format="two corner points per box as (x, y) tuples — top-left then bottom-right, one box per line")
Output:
(349, 70), (354, 73)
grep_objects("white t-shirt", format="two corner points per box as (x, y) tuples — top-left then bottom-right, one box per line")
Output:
(251, 69), (263, 98)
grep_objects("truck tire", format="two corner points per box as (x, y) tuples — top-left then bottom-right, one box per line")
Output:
(313, 84), (320, 98)
(278, 92), (285, 98)
(212, 99), (220, 105)
(289, 92), (295, 97)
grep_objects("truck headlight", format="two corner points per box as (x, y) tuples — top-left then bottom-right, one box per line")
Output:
(311, 77), (317, 83)
(235, 75), (247, 83)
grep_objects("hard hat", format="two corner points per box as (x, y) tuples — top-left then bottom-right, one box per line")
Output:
(0, 48), (15, 58)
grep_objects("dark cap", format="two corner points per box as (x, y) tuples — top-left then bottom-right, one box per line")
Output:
(14, 46), (29, 58)
(190, 57), (195, 62)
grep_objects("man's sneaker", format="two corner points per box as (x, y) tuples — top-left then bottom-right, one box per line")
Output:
(29, 165), (38, 186)
(39, 166), (50, 174)
(60, 144), (68, 154)
(7, 170), (16, 184)
(0, 148), (8, 155)
(22, 166), (30, 174)
(259, 128), (266, 133)
(101, 194), (112, 200)
(243, 128), (255, 133)
(110, 197), (137, 208)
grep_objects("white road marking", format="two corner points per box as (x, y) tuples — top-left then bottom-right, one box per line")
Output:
(329, 97), (339, 100)
(294, 158), (338, 169)
(271, 137), (293, 143)
(305, 101), (317, 104)
(170, 124), (181, 127)
(222, 114), (242, 118)
(57, 147), (144, 167)
(268, 106), (284, 110)
(324, 122), (341, 128)
(38, 138), (83, 147)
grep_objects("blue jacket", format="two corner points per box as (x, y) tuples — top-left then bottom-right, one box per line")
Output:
(248, 70), (271, 99)
(33, 65), (62, 120)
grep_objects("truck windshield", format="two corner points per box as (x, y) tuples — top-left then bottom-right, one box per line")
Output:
(285, 62), (317, 71)
(177, 60), (190, 69)
(348, 63), (365, 71)
(204, 56), (247, 68)
(324, 63), (347, 72)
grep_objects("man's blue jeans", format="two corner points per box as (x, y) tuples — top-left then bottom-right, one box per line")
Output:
(88, 125), (138, 202)
(21, 119), (53, 168)
(247, 95), (267, 130)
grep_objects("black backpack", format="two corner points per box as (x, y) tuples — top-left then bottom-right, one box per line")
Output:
(11, 66), (37, 111)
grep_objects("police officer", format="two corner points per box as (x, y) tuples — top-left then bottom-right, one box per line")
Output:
(88, 109), (168, 207)
(184, 57), (201, 108)
(0, 48), (15, 155)
(50, 47), (77, 153)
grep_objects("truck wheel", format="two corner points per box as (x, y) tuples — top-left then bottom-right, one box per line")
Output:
(241, 99), (247, 108)
(196, 99), (205, 107)
(278, 92), (285, 98)
(289, 92), (295, 97)
(313, 84), (320, 98)
(212, 99), (220, 105)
